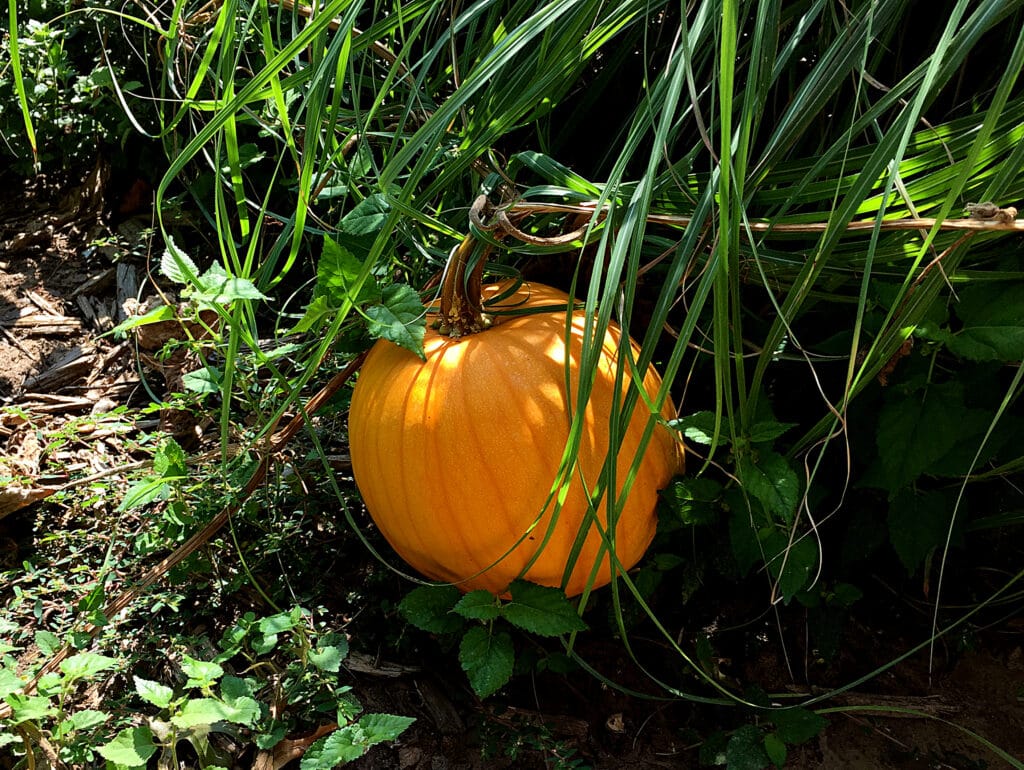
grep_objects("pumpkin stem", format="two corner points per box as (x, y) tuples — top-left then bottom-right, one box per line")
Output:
(436, 197), (496, 337)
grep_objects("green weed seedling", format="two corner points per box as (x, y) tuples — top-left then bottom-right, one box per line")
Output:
(1, 637), (119, 767)
(97, 606), (414, 769)
(400, 580), (588, 699)
(699, 707), (828, 769)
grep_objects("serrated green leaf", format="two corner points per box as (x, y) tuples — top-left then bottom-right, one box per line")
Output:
(737, 450), (799, 524)
(887, 489), (954, 575)
(5, 693), (57, 724)
(339, 193), (390, 235)
(501, 581), (587, 636)
(366, 284), (427, 359)
(318, 238), (380, 305)
(748, 420), (797, 443)
(153, 439), (187, 478)
(220, 675), (256, 704)
(944, 284), (1024, 361)
(669, 411), (726, 445)
(171, 696), (259, 729)
(309, 640), (348, 673)
(763, 531), (818, 602)
(662, 477), (722, 526)
(763, 732), (787, 767)
(399, 585), (464, 634)
(725, 724), (770, 770)
(292, 295), (335, 334)
(459, 627), (514, 698)
(869, 383), (965, 492)
(110, 303), (176, 336)
(300, 726), (367, 769)
(180, 656), (223, 690)
(160, 243), (200, 285)
(0, 668), (24, 699)
(258, 612), (297, 635)
(97, 726), (158, 767)
(768, 707), (827, 744)
(59, 708), (109, 734)
(453, 591), (501, 621)
(193, 270), (269, 305)
(358, 712), (415, 744)
(34, 630), (60, 657)
(117, 478), (170, 512)
(60, 651), (117, 682)
(182, 366), (222, 394)
(134, 676), (174, 709)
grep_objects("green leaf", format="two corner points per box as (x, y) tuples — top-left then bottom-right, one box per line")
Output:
(0, 668), (24, 699)
(220, 675), (257, 704)
(180, 656), (224, 690)
(171, 696), (259, 729)
(453, 591), (501, 621)
(748, 420), (797, 443)
(763, 531), (818, 602)
(699, 730), (729, 766)
(154, 439), (187, 478)
(868, 382), (966, 492)
(669, 411), (726, 445)
(358, 712), (416, 745)
(459, 627), (514, 698)
(292, 295), (335, 334)
(944, 284), (1024, 361)
(160, 243), (200, 285)
(725, 724), (770, 770)
(259, 611), (299, 635)
(318, 238), (380, 305)
(34, 630), (60, 657)
(58, 708), (108, 735)
(737, 450), (799, 524)
(763, 732), (787, 768)
(309, 641), (349, 673)
(339, 193), (390, 235)
(728, 490), (764, 577)
(110, 303), (176, 336)
(300, 726), (368, 768)
(193, 264), (269, 305)
(366, 283), (427, 359)
(662, 477), (722, 526)
(399, 585), (464, 634)
(768, 707), (828, 744)
(97, 726), (158, 767)
(501, 581), (587, 636)
(182, 366), (222, 394)
(134, 676), (174, 709)
(59, 651), (117, 682)
(887, 489), (954, 575)
(5, 693), (56, 724)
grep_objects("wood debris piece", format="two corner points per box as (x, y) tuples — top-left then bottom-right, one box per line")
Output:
(0, 484), (57, 520)
(116, 264), (139, 323)
(26, 290), (63, 316)
(70, 267), (116, 298)
(2, 313), (83, 334)
(22, 347), (94, 391)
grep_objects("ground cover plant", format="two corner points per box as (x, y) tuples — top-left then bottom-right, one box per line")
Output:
(2, 0), (1024, 767)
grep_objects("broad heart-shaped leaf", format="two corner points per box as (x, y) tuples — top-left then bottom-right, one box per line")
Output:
(318, 237), (380, 306)
(501, 581), (587, 636)
(725, 724), (771, 770)
(339, 193), (390, 235)
(5, 693), (57, 724)
(180, 655), (224, 690)
(97, 726), (158, 767)
(459, 627), (514, 698)
(399, 584), (464, 634)
(867, 381), (971, 493)
(943, 283), (1024, 361)
(309, 635), (349, 673)
(768, 707), (828, 744)
(454, 590), (501, 621)
(300, 725), (368, 769)
(887, 488), (955, 575)
(736, 450), (799, 525)
(764, 732), (787, 768)
(748, 420), (797, 443)
(366, 283), (427, 359)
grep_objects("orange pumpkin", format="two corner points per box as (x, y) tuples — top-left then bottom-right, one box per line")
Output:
(347, 280), (683, 597)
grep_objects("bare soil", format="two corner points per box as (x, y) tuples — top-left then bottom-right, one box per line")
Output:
(1, 169), (1022, 769)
